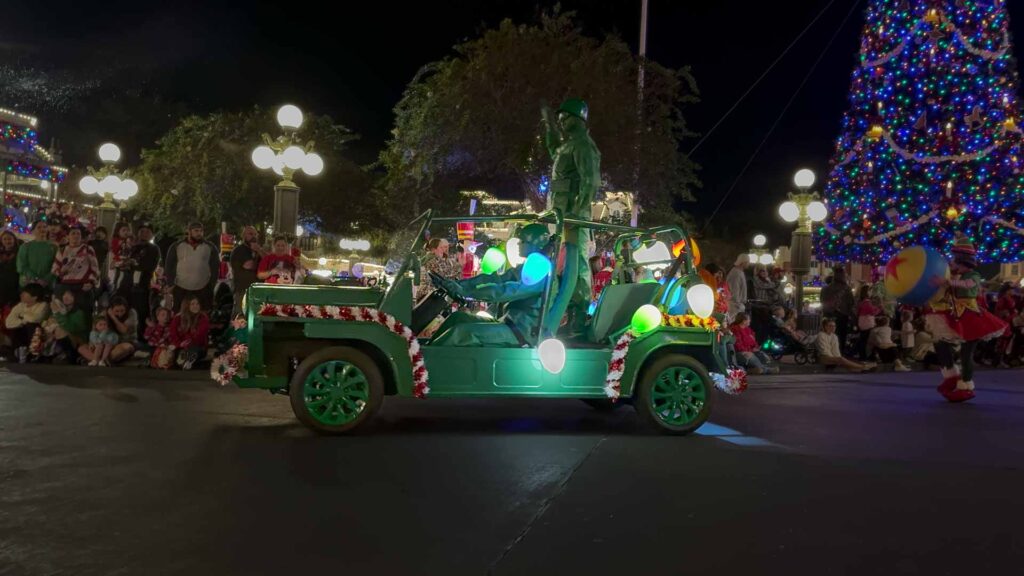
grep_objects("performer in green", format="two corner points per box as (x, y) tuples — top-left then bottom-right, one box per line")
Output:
(430, 224), (551, 347)
(542, 98), (601, 334)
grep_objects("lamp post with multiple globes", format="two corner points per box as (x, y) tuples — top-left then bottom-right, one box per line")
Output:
(749, 233), (775, 267)
(77, 143), (139, 231)
(778, 168), (828, 313)
(251, 105), (324, 241)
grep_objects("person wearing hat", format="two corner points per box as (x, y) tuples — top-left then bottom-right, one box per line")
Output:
(725, 254), (750, 323)
(926, 234), (1007, 402)
(541, 98), (600, 335)
(230, 225), (264, 317)
(430, 223), (551, 347)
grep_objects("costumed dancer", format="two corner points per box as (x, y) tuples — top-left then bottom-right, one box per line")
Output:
(926, 236), (1007, 402)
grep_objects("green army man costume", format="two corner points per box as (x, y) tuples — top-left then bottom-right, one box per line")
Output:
(542, 98), (600, 333)
(431, 223), (551, 347)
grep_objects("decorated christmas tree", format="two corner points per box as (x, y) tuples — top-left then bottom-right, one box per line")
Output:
(816, 0), (1024, 264)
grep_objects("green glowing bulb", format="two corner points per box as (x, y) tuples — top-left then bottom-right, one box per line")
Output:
(631, 304), (662, 334)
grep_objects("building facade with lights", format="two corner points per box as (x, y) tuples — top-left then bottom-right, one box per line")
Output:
(1, 107), (69, 233)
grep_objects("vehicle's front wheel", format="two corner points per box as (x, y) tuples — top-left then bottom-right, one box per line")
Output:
(635, 354), (714, 435)
(289, 347), (384, 434)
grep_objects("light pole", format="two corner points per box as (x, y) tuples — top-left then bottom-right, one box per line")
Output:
(251, 105), (324, 241)
(78, 143), (139, 231)
(750, 234), (775, 266)
(778, 168), (827, 313)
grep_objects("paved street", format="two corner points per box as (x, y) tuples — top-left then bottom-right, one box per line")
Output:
(2, 364), (1023, 575)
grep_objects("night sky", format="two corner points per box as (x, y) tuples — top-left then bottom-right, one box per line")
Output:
(5, 0), (1024, 245)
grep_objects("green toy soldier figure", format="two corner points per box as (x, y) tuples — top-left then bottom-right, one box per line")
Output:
(430, 224), (552, 347)
(542, 98), (601, 334)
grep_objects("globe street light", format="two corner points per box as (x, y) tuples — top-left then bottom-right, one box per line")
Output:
(750, 233), (774, 266)
(794, 168), (815, 189)
(78, 142), (139, 231)
(252, 104), (324, 241)
(778, 168), (828, 314)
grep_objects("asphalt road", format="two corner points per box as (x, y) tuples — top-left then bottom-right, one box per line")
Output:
(1, 364), (1022, 575)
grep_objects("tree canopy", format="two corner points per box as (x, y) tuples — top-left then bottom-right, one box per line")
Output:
(131, 108), (375, 236)
(379, 10), (701, 226)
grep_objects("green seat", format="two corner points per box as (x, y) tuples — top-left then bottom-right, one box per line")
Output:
(588, 283), (659, 342)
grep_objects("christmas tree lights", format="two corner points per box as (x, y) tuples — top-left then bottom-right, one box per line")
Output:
(817, 0), (1024, 264)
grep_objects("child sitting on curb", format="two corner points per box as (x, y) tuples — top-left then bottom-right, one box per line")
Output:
(730, 312), (779, 375)
(145, 307), (174, 369)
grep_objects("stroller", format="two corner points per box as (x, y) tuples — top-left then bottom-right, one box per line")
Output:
(1003, 322), (1024, 367)
(763, 325), (819, 365)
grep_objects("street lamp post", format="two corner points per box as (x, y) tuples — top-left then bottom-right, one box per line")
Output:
(251, 105), (324, 241)
(750, 233), (775, 267)
(778, 168), (828, 313)
(78, 143), (139, 231)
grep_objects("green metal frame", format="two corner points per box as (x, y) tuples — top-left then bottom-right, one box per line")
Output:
(234, 210), (725, 399)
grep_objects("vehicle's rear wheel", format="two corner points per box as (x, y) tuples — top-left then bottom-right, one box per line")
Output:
(289, 347), (384, 434)
(581, 398), (625, 411)
(794, 351), (809, 365)
(635, 354), (714, 435)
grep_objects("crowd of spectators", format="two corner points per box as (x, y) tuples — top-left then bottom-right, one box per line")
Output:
(0, 202), (311, 370)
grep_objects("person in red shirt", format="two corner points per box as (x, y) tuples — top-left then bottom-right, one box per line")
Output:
(52, 226), (100, 315)
(589, 255), (613, 302)
(257, 236), (300, 285)
(856, 285), (882, 360)
(459, 241), (479, 279)
(170, 296), (209, 370)
(993, 284), (1018, 368)
(730, 312), (778, 374)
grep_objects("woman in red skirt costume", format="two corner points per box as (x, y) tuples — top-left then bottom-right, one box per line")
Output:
(926, 236), (1007, 403)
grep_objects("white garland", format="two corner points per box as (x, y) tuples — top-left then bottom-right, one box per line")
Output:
(861, 14), (1009, 68)
(881, 130), (1000, 164)
(827, 211), (1024, 246)
(832, 121), (1018, 172)
(248, 303), (430, 397)
(956, 28), (1010, 60)
(835, 207), (937, 242)
(982, 215), (1024, 236)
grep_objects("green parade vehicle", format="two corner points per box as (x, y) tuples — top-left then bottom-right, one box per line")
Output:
(227, 209), (730, 435)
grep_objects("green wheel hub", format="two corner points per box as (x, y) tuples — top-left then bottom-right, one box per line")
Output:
(302, 360), (370, 426)
(649, 366), (706, 426)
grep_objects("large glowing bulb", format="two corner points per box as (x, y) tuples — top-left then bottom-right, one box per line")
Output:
(631, 304), (662, 334)
(521, 253), (552, 286)
(79, 175), (99, 195)
(282, 146), (306, 170)
(807, 201), (828, 222)
(277, 104), (303, 129)
(251, 146), (275, 169)
(794, 168), (815, 189)
(686, 284), (715, 319)
(779, 201), (800, 223)
(100, 175), (122, 194)
(538, 338), (566, 374)
(505, 238), (525, 266)
(302, 152), (324, 176)
(480, 247), (506, 274)
(98, 143), (121, 163)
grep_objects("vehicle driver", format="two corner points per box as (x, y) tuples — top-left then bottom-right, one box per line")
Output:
(430, 223), (551, 347)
